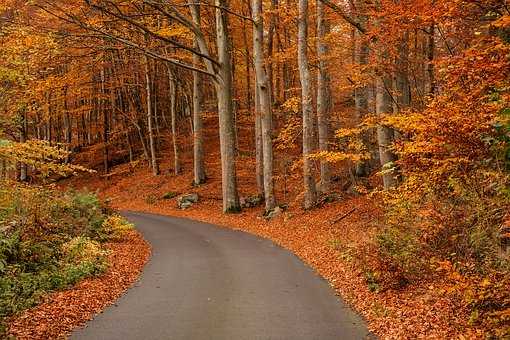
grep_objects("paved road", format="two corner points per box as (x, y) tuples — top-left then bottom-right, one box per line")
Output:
(72, 212), (372, 340)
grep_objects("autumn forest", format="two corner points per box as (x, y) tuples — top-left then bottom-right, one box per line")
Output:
(0, 0), (509, 339)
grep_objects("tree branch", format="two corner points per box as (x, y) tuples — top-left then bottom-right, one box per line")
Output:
(318, 0), (366, 34)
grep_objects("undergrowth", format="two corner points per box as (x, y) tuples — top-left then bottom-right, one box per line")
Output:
(352, 172), (510, 337)
(0, 182), (132, 335)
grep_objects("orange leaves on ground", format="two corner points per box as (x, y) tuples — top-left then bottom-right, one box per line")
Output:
(7, 231), (151, 340)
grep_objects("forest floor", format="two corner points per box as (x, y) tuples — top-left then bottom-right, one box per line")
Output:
(6, 231), (151, 340)
(64, 119), (484, 339)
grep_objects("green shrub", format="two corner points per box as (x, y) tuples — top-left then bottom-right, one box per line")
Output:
(0, 183), (120, 336)
(376, 227), (424, 281)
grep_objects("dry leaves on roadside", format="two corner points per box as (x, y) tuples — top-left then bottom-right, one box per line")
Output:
(7, 231), (151, 340)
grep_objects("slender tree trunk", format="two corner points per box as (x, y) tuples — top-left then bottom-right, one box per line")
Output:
(242, 15), (252, 111)
(153, 69), (162, 153)
(354, 2), (371, 177)
(145, 55), (159, 176)
(192, 30), (206, 184)
(215, 0), (240, 212)
(87, 93), (92, 145)
(316, 0), (331, 192)
(135, 121), (149, 161)
(395, 31), (411, 110)
(252, 0), (276, 212)
(168, 68), (181, 175)
(48, 116), (53, 144)
(254, 83), (264, 198)
(427, 23), (436, 96)
(64, 88), (72, 163)
(126, 130), (134, 163)
(19, 110), (27, 182)
(35, 113), (41, 140)
(298, 0), (317, 209)
(266, 0), (277, 105)
(100, 67), (109, 174)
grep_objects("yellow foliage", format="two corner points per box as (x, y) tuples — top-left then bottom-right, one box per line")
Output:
(156, 25), (192, 40)
(61, 236), (107, 264)
(101, 215), (134, 240)
(309, 150), (370, 163)
(0, 140), (93, 177)
(281, 96), (300, 114)
(275, 114), (301, 151)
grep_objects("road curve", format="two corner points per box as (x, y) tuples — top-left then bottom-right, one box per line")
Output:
(72, 212), (372, 340)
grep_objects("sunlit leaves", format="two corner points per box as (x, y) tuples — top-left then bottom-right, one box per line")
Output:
(0, 140), (93, 177)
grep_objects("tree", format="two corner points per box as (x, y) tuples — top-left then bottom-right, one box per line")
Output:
(316, 0), (332, 192)
(167, 67), (181, 175)
(145, 53), (160, 176)
(214, 0), (241, 212)
(191, 3), (206, 185)
(252, 0), (276, 212)
(298, 0), (317, 209)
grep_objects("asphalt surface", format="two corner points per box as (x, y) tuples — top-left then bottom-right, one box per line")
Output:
(72, 212), (372, 340)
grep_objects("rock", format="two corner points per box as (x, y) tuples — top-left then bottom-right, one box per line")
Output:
(240, 195), (263, 208)
(265, 206), (283, 219)
(177, 193), (199, 209)
(179, 201), (193, 210)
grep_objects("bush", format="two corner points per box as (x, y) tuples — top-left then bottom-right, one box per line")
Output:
(0, 183), (129, 335)
(375, 227), (425, 284)
(61, 237), (107, 264)
(101, 215), (134, 241)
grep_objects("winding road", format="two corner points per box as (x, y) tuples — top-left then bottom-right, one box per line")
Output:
(72, 212), (372, 340)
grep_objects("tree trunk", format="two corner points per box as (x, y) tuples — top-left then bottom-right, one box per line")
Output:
(254, 84), (264, 198)
(64, 88), (72, 163)
(266, 0), (277, 105)
(242, 14), (252, 111)
(168, 68), (181, 175)
(376, 74), (398, 189)
(215, 0), (240, 213)
(100, 67), (109, 174)
(298, 0), (317, 209)
(19, 110), (27, 182)
(135, 121), (150, 161)
(316, 0), (331, 192)
(427, 24), (436, 96)
(354, 3), (371, 177)
(145, 55), (159, 176)
(192, 7), (206, 184)
(191, 4), (206, 185)
(252, 0), (276, 212)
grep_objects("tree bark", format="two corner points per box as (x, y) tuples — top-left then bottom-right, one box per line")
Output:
(144, 55), (159, 176)
(395, 31), (411, 111)
(101, 67), (109, 174)
(19, 110), (27, 182)
(192, 5), (206, 185)
(168, 68), (181, 175)
(298, 0), (317, 209)
(215, 0), (241, 213)
(252, 0), (276, 212)
(427, 24), (436, 96)
(254, 83), (264, 198)
(242, 13), (252, 111)
(376, 73), (398, 189)
(316, 0), (332, 192)
(353, 1), (371, 177)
